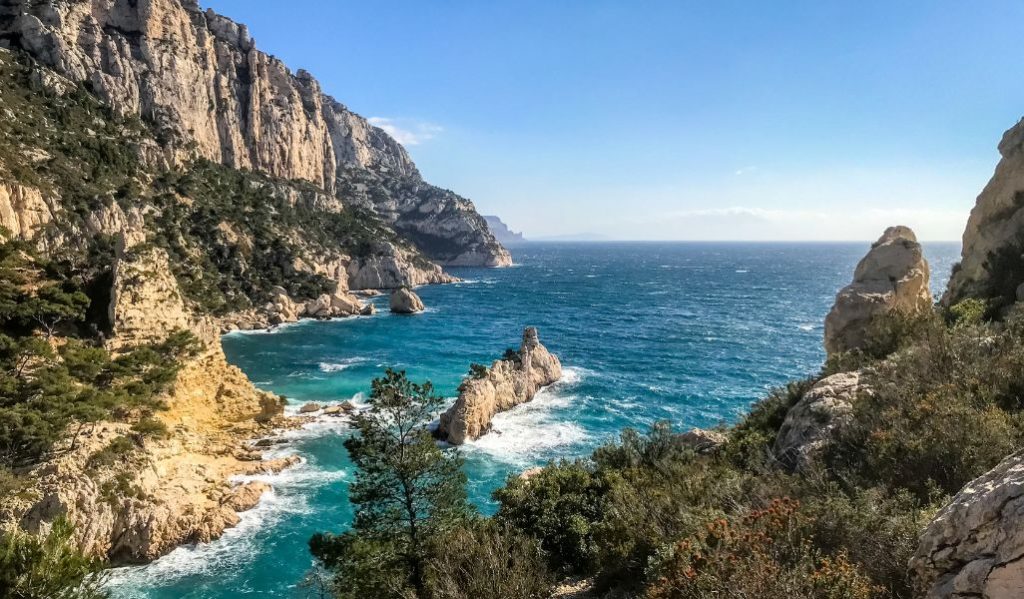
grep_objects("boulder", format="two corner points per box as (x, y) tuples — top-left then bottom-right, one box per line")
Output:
(823, 226), (932, 356)
(911, 450), (1024, 598)
(438, 327), (562, 444)
(773, 372), (865, 471)
(322, 405), (343, 416)
(390, 287), (425, 314)
(676, 428), (727, 454)
(298, 402), (322, 414)
(329, 291), (364, 316)
(360, 303), (376, 316)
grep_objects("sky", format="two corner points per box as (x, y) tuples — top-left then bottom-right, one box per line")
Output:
(203, 0), (1024, 241)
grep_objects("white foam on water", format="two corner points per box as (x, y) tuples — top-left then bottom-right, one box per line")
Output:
(318, 357), (366, 372)
(797, 323), (816, 331)
(461, 367), (588, 467)
(104, 454), (345, 595)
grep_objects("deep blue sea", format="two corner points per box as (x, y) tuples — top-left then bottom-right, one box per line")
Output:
(106, 241), (960, 598)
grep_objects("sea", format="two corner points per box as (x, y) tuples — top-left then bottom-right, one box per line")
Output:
(105, 241), (961, 598)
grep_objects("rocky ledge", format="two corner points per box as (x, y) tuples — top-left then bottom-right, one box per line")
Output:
(911, 450), (1024, 598)
(437, 327), (562, 445)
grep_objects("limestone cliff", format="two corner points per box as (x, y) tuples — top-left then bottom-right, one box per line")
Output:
(438, 328), (562, 445)
(945, 119), (1024, 307)
(823, 226), (932, 356)
(0, 0), (509, 267)
(0, 220), (296, 563)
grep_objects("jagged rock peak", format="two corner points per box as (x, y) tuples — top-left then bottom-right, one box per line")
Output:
(945, 117), (1024, 306)
(823, 226), (932, 356)
(437, 327), (562, 444)
(0, 0), (510, 267)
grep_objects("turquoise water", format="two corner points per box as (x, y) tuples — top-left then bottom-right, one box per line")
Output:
(107, 241), (960, 598)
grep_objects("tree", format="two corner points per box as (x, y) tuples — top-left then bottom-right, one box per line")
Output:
(310, 369), (472, 598)
(23, 285), (89, 339)
(0, 518), (108, 599)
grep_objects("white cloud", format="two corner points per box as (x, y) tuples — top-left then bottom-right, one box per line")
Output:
(733, 166), (759, 176)
(367, 117), (443, 146)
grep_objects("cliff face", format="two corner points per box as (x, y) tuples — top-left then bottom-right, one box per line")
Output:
(0, 0), (509, 267)
(438, 327), (562, 445)
(484, 215), (526, 245)
(945, 119), (1024, 306)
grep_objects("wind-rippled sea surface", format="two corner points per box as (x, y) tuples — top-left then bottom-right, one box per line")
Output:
(108, 241), (960, 598)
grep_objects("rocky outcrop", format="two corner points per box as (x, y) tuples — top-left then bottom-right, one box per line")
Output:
(823, 226), (932, 356)
(347, 242), (458, 290)
(0, 182), (53, 241)
(0, 0), (509, 267)
(946, 119), (1024, 305)
(484, 215), (526, 245)
(911, 450), (1024, 598)
(437, 327), (562, 445)
(677, 428), (727, 454)
(108, 229), (217, 348)
(773, 372), (866, 471)
(390, 287), (425, 314)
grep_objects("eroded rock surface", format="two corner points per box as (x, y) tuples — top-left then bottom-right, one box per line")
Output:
(824, 226), (932, 356)
(0, 0), (509, 266)
(946, 119), (1024, 305)
(438, 327), (562, 444)
(911, 450), (1024, 598)
(773, 372), (866, 471)
(390, 287), (425, 314)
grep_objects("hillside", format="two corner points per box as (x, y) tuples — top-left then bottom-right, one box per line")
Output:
(0, 0), (510, 568)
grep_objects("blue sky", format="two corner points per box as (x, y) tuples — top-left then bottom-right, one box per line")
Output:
(204, 0), (1024, 241)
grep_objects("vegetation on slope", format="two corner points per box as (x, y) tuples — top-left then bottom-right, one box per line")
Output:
(314, 298), (1024, 598)
(0, 235), (200, 472)
(0, 50), (432, 317)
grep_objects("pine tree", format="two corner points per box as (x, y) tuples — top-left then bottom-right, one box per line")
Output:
(0, 518), (108, 599)
(310, 369), (472, 598)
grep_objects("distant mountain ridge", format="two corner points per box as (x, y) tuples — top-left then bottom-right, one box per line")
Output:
(484, 215), (526, 245)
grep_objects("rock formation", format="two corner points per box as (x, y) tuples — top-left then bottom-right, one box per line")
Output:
(911, 450), (1024, 598)
(676, 428), (727, 454)
(823, 226), (932, 356)
(773, 372), (866, 471)
(484, 215), (526, 245)
(0, 217), (294, 563)
(945, 118), (1024, 305)
(0, 0), (510, 267)
(390, 287), (425, 314)
(438, 328), (562, 444)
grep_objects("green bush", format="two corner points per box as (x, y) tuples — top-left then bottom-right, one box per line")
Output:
(493, 460), (605, 574)
(645, 499), (875, 599)
(0, 518), (108, 599)
(425, 520), (554, 599)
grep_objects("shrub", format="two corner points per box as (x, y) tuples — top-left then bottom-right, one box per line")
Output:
(645, 499), (875, 599)
(87, 436), (135, 470)
(493, 460), (605, 574)
(131, 417), (169, 439)
(0, 518), (108, 599)
(425, 520), (554, 599)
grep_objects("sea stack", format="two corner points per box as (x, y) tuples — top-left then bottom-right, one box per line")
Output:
(389, 287), (425, 314)
(823, 226), (932, 356)
(438, 327), (562, 444)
